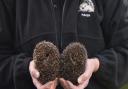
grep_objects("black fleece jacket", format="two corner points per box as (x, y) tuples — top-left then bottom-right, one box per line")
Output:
(0, 0), (128, 89)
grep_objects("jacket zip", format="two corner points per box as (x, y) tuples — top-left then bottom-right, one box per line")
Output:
(50, 0), (67, 51)
(50, 0), (59, 46)
(60, 0), (67, 51)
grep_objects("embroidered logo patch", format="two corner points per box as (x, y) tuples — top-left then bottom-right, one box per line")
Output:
(79, 0), (95, 17)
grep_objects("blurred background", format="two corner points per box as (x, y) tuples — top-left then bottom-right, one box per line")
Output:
(121, 84), (128, 89)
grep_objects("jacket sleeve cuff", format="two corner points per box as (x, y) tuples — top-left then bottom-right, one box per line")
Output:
(93, 55), (106, 80)
(13, 54), (35, 89)
(93, 54), (116, 88)
(23, 57), (32, 77)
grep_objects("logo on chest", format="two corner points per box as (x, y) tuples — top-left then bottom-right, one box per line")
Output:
(79, 0), (95, 17)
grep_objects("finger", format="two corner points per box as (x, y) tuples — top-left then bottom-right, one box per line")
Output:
(29, 61), (40, 78)
(51, 78), (58, 89)
(31, 69), (40, 78)
(78, 79), (89, 89)
(78, 71), (90, 84)
(78, 63), (93, 84)
(78, 73), (87, 84)
(32, 77), (42, 89)
(40, 81), (53, 89)
(59, 78), (69, 89)
(66, 80), (76, 89)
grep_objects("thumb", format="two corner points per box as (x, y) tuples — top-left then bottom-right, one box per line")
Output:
(78, 73), (88, 84)
(50, 79), (58, 89)
(78, 59), (95, 84)
(29, 61), (40, 78)
(33, 70), (40, 78)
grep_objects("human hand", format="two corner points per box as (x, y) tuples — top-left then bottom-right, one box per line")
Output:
(59, 58), (100, 89)
(29, 60), (58, 89)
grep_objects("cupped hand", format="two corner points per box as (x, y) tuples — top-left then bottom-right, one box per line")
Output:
(59, 58), (100, 89)
(29, 60), (58, 89)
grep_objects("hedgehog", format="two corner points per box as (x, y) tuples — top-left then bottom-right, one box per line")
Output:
(33, 41), (60, 84)
(60, 42), (88, 85)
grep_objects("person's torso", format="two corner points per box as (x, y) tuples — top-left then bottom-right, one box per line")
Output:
(15, 0), (105, 58)
(0, 0), (121, 89)
(15, 1), (106, 88)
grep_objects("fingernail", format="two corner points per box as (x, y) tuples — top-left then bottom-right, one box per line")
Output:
(59, 78), (63, 81)
(60, 78), (64, 81)
(78, 77), (82, 84)
(36, 72), (39, 78)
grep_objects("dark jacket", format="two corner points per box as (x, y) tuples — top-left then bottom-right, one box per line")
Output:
(0, 0), (128, 89)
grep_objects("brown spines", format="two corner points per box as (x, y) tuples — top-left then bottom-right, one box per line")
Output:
(60, 42), (87, 85)
(33, 41), (60, 84)
(33, 41), (87, 85)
